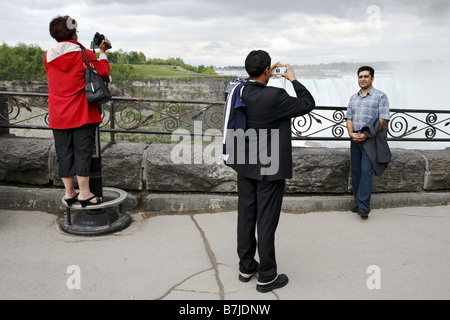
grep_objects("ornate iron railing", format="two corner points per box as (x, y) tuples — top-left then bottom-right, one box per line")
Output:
(291, 106), (450, 142)
(0, 92), (223, 143)
(1, 91), (449, 143)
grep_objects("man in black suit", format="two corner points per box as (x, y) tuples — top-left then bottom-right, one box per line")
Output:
(232, 50), (315, 293)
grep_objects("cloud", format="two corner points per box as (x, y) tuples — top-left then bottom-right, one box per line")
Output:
(0, 0), (449, 66)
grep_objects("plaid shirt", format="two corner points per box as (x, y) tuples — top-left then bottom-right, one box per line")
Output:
(345, 87), (390, 131)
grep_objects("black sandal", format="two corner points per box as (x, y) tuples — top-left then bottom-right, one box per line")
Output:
(79, 196), (102, 208)
(64, 194), (79, 206)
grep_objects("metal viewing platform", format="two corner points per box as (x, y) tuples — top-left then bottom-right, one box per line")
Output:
(60, 187), (131, 236)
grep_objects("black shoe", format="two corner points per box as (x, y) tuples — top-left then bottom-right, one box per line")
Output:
(351, 206), (359, 213)
(358, 209), (369, 219)
(239, 271), (257, 283)
(256, 274), (289, 293)
(79, 196), (102, 208)
(64, 194), (79, 206)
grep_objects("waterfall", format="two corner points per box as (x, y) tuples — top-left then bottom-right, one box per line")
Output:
(216, 65), (449, 110)
(270, 76), (359, 107)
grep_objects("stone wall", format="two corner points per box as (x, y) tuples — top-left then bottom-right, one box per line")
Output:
(111, 78), (231, 101)
(0, 77), (233, 101)
(1, 135), (449, 194)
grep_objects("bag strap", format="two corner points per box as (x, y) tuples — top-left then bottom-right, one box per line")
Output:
(80, 47), (95, 70)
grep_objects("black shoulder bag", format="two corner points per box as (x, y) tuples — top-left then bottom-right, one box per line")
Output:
(80, 47), (111, 106)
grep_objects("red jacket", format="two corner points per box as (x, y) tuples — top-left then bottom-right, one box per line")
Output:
(45, 40), (110, 129)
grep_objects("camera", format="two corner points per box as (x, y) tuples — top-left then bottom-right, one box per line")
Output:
(274, 67), (287, 75)
(91, 32), (112, 50)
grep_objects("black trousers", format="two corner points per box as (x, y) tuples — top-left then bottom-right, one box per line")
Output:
(237, 174), (286, 283)
(52, 123), (97, 178)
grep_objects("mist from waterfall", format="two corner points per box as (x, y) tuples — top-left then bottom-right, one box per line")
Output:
(217, 61), (449, 109)
(216, 61), (450, 150)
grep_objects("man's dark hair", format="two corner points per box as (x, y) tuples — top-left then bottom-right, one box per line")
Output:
(245, 50), (271, 78)
(358, 66), (375, 77)
(49, 15), (77, 42)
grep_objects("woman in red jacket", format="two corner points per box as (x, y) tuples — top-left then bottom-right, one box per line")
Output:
(45, 15), (111, 207)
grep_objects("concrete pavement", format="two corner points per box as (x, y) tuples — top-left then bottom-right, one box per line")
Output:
(0, 203), (449, 300)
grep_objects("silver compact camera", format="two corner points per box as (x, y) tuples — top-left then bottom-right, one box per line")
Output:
(273, 67), (287, 75)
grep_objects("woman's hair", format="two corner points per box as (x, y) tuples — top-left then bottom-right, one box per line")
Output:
(49, 15), (77, 42)
(245, 50), (271, 78)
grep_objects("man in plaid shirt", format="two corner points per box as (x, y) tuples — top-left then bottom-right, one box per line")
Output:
(345, 66), (390, 219)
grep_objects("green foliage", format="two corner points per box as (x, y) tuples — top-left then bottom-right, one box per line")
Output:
(111, 64), (204, 81)
(0, 42), (47, 81)
(111, 64), (140, 81)
(0, 42), (217, 82)
(107, 51), (217, 76)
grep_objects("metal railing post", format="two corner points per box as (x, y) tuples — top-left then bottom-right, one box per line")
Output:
(109, 100), (116, 144)
(0, 88), (9, 135)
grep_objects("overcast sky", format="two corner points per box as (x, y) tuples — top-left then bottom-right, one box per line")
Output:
(1, 0), (449, 67)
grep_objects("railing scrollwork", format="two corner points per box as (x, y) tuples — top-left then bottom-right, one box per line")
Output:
(388, 110), (450, 141)
(0, 91), (449, 144)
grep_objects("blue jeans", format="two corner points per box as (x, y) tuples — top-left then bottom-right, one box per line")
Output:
(350, 140), (373, 213)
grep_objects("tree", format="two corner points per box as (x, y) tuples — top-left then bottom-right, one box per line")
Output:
(0, 42), (46, 81)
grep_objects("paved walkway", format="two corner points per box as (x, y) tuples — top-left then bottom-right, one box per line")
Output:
(0, 204), (449, 300)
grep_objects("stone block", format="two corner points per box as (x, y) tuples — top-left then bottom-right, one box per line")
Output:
(0, 136), (52, 185)
(288, 148), (350, 193)
(144, 143), (237, 192)
(373, 149), (426, 192)
(101, 143), (148, 191)
(420, 148), (450, 191)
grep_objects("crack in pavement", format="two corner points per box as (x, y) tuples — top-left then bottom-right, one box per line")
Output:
(156, 267), (216, 300)
(156, 214), (225, 300)
(190, 214), (225, 299)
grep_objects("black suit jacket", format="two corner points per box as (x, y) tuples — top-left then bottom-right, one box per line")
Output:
(230, 79), (315, 181)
